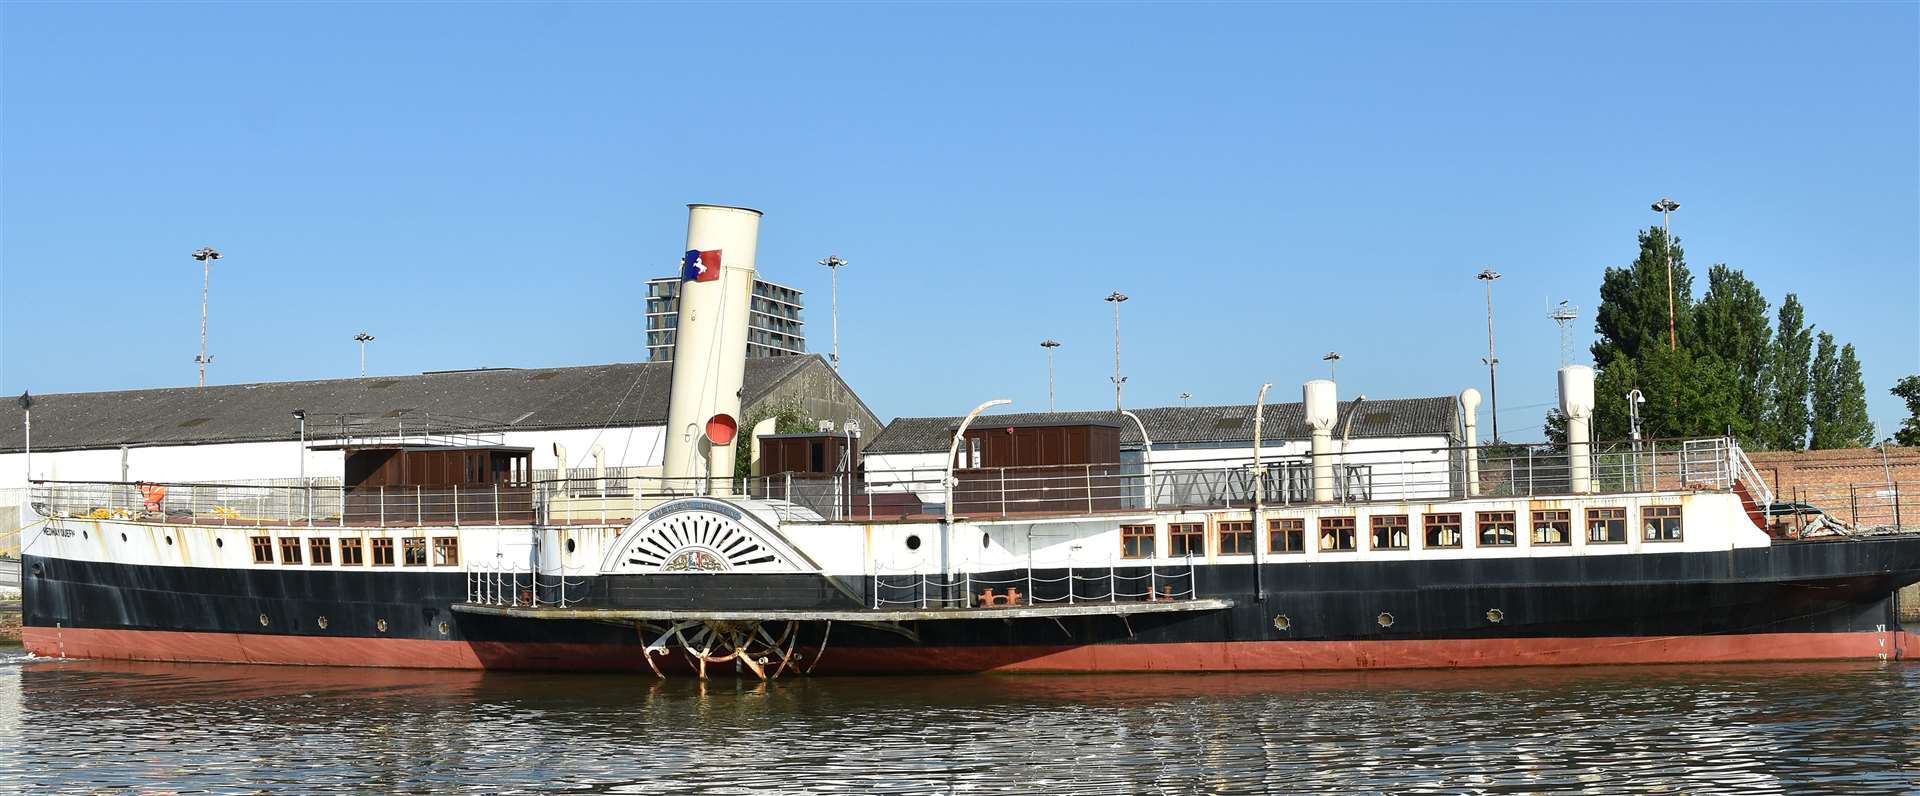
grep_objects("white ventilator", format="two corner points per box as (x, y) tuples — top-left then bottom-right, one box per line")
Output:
(663, 204), (763, 492)
(1559, 365), (1596, 494)
(1460, 388), (1482, 497)
(1305, 379), (1338, 502)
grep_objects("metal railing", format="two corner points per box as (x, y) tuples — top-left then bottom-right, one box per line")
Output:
(1772, 480), (1915, 534)
(465, 560), (588, 608)
(872, 560), (1199, 609)
(26, 436), (1753, 529)
(29, 480), (535, 527)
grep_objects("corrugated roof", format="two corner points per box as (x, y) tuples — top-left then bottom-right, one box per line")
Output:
(864, 396), (1459, 455)
(0, 356), (836, 453)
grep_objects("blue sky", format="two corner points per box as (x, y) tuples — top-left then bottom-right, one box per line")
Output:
(2, 2), (1915, 439)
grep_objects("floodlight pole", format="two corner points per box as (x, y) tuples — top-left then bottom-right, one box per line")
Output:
(1105, 292), (1128, 410)
(1652, 198), (1680, 351)
(354, 332), (375, 376)
(1477, 269), (1501, 443)
(191, 247), (223, 386)
(1040, 340), (1062, 412)
(818, 255), (849, 370)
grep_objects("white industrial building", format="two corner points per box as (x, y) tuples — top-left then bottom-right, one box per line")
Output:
(0, 355), (878, 538)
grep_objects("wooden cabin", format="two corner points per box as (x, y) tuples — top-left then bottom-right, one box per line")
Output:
(331, 444), (535, 524)
(951, 420), (1126, 514)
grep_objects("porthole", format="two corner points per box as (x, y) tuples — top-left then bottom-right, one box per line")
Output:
(565, 538), (576, 554)
(317, 616), (330, 629)
(905, 534), (922, 551)
(81, 530), (89, 540)
(165, 535), (174, 546)
(215, 537), (224, 548)
(30, 563), (44, 578)
(1486, 608), (1505, 624)
(376, 618), (389, 633)
(438, 621), (451, 636)
(1377, 612), (1395, 628)
(982, 532), (991, 549)
(1272, 614), (1291, 631)
(258, 613), (270, 627)
(120, 533), (128, 542)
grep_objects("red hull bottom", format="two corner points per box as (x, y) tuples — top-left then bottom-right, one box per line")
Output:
(21, 626), (1918, 673)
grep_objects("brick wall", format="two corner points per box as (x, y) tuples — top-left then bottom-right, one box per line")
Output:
(1747, 447), (1920, 624)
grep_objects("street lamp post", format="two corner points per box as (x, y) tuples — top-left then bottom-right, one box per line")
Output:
(944, 398), (1011, 604)
(1039, 339), (1062, 412)
(818, 255), (849, 370)
(1651, 198), (1680, 351)
(1105, 292), (1128, 411)
(190, 247), (223, 386)
(354, 332), (375, 376)
(1477, 269), (1502, 443)
(1250, 382), (1272, 601)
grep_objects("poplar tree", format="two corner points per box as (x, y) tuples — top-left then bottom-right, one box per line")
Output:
(1768, 295), (1812, 450)
(1691, 265), (1773, 446)
(1830, 344), (1875, 447)
(1809, 333), (1841, 448)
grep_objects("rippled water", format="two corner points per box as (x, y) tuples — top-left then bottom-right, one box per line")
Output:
(2, 647), (1918, 794)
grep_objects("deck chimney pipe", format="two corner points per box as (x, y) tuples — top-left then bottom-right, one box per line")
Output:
(1559, 365), (1595, 494)
(1305, 379), (1338, 502)
(1460, 388), (1482, 497)
(663, 204), (762, 494)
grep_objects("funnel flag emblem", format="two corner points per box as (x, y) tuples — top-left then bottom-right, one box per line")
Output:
(681, 249), (722, 282)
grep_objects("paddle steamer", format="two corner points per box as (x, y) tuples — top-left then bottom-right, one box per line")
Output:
(19, 205), (1920, 676)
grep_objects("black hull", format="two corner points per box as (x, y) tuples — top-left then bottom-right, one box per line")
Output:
(21, 536), (1920, 671)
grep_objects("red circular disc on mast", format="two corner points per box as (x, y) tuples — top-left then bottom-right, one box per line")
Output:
(705, 414), (738, 445)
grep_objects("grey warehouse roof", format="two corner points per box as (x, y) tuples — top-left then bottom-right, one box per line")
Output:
(863, 396), (1460, 455)
(0, 356), (846, 453)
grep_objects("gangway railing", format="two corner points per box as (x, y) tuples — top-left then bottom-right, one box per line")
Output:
(465, 560), (588, 608)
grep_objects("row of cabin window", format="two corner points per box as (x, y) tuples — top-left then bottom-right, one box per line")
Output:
(1119, 506), (1683, 558)
(250, 536), (459, 567)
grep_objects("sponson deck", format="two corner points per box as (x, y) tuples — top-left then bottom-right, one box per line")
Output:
(451, 598), (1234, 622)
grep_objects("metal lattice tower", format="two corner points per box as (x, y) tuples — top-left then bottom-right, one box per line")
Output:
(1549, 300), (1581, 366)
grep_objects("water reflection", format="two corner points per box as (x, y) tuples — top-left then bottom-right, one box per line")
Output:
(2, 650), (1917, 794)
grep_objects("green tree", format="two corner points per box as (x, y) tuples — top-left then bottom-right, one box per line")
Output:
(733, 398), (815, 479)
(1768, 294), (1813, 450)
(1809, 333), (1842, 448)
(1892, 375), (1920, 446)
(1591, 227), (1694, 368)
(1691, 265), (1772, 445)
(1827, 343), (1874, 447)
(1593, 345), (1745, 442)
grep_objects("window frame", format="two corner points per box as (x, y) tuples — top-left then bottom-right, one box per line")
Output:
(433, 536), (459, 567)
(402, 537), (429, 567)
(1531, 509), (1572, 546)
(339, 537), (365, 566)
(1169, 522), (1206, 558)
(1586, 507), (1628, 544)
(1120, 524), (1156, 559)
(1319, 516), (1358, 552)
(1370, 514), (1410, 551)
(278, 537), (304, 565)
(1643, 505), (1684, 542)
(308, 537), (334, 565)
(251, 536), (274, 564)
(371, 537), (395, 567)
(1477, 511), (1518, 548)
(1423, 513), (1463, 549)
(1268, 517), (1305, 554)
(1217, 520), (1254, 556)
